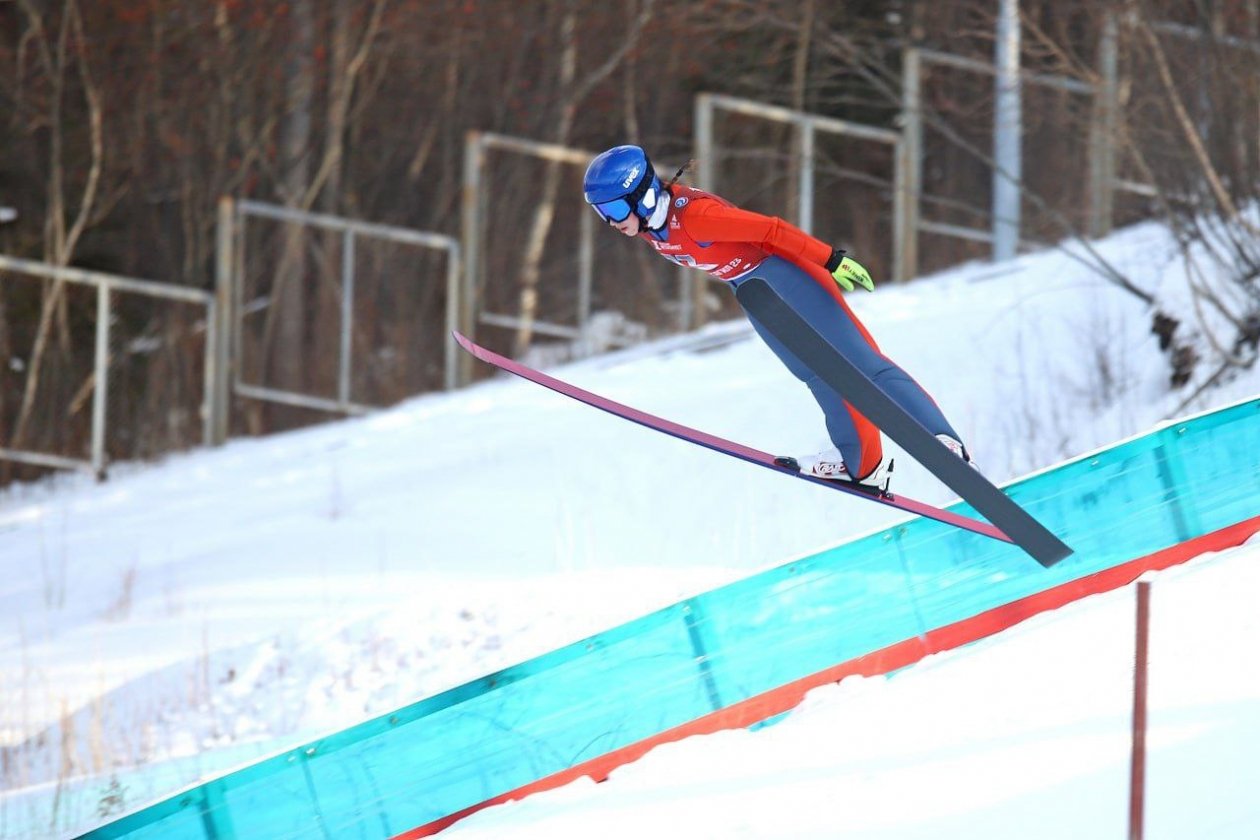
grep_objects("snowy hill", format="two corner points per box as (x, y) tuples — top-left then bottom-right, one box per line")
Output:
(443, 535), (1260, 840)
(2, 219), (1258, 837)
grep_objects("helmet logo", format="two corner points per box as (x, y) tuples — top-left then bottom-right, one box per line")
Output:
(621, 166), (640, 189)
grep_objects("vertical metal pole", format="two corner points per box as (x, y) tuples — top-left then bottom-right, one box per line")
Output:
(798, 120), (815, 233)
(992, 0), (1022, 262)
(578, 205), (593, 331)
(233, 203), (246, 394)
(91, 282), (110, 479)
(203, 298), (218, 447)
(689, 94), (716, 331)
(1129, 580), (1151, 840)
(695, 94), (716, 194)
(895, 45), (922, 283)
(1088, 12), (1118, 238)
(210, 196), (234, 445)
(444, 244), (461, 391)
(338, 229), (355, 406)
(459, 131), (483, 383)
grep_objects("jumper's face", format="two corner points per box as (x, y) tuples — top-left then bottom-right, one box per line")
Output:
(611, 215), (641, 236)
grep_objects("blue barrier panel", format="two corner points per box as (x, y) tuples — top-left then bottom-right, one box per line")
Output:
(83, 397), (1260, 839)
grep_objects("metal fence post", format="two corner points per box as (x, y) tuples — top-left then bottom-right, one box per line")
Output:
(895, 45), (922, 283)
(1089, 12), (1118, 239)
(203, 296), (219, 448)
(232, 201), (246, 402)
(211, 196), (234, 445)
(798, 120), (815, 233)
(444, 243), (461, 391)
(578, 206), (594, 331)
(338, 229), (356, 405)
(690, 93), (715, 331)
(91, 282), (111, 479)
(460, 131), (484, 386)
(992, 0), (1023, 262)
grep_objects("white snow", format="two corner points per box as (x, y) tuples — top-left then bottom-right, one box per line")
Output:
(446, 535), (1260, 840)
(1, 218), (1258, 838)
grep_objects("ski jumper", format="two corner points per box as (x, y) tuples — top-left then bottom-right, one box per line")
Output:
(642, 186), (960, 478)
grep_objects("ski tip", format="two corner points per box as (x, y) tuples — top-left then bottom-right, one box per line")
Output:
(452, 331), (485, 360)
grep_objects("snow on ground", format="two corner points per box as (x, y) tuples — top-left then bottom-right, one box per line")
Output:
(446, 534), (1260, 840)
(0, 219), (1257, 837)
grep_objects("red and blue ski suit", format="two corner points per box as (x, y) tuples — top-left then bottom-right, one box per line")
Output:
(640, 185), (959, 478)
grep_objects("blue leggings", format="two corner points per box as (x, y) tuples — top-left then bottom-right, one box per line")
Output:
(731, 257), (959, 475)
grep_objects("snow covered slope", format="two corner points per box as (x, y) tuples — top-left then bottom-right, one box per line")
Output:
(1, 220), (1257, 837)
(445, 536), (1260, 840)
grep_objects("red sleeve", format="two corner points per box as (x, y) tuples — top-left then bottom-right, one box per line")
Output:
(681, 200), (834, 267)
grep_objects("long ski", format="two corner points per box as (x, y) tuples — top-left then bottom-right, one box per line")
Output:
(453, 331), (1015, 545)
(734, 277), (1072, 567)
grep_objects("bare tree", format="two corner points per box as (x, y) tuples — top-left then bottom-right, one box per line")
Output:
(9, 0), (106, 454)
(1118, 0), (1260, 405)
(512, 0), (657, 356)
(4, 0), (1253, 479)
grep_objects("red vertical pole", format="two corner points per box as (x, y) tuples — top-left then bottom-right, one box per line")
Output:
(1129, 581), (1151, 840)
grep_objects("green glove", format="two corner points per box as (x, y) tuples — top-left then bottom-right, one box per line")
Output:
(829, 253), (874, 293)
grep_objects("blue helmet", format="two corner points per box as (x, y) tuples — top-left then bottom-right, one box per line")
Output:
(583, 145), (665, 227)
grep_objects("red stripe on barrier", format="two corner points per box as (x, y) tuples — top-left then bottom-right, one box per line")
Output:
(395, 515), (1260, 838)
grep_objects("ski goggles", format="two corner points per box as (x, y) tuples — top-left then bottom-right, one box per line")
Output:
(591, 196), (636, 224)
(590, 167), (657, 224)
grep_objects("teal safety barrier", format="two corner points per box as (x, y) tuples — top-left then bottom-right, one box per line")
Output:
(84, 396), (1260, 839)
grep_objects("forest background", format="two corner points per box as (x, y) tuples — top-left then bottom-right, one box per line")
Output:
(1, 0), (1257, 480)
